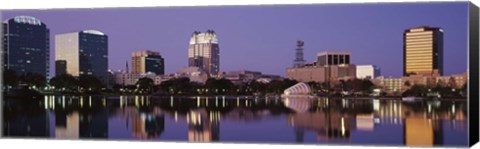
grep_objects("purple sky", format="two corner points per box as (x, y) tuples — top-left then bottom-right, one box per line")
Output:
(1, 2), (469, 77)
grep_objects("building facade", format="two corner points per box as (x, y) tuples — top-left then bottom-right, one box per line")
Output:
(317, 51), (351, 66)
(287, 64), (356, 83)
(188, 30), (219, 76)
(403, 26), (443, 76)
(287, 51), (356, 83)
(55, 30), (108, 83)
(2, 16), (50, 79)
(175, 67), (209, 84)
(356, 65), (381, 79)
(373, 77), (403, 93)
(131, 50), (165, 75)
(114, 71), (157, 86)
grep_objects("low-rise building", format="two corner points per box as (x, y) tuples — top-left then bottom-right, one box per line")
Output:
(286, 64), (356, 83)
(175, 67), (209, 84)
(373, 76), (403, 93)
(114, 71), (156, 86)
(356, 65), (381, 79)
(218, 70), (283, 84)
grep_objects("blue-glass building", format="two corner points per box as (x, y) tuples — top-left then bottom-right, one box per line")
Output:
(2, 16), (50, 79)
(131, 50), (165, 75)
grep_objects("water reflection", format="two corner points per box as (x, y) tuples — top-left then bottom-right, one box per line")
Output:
(2, 95), (468, 147)
(186, 109), (220, 142)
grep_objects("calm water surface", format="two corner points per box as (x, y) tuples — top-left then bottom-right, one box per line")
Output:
(2, 95), (468, 147)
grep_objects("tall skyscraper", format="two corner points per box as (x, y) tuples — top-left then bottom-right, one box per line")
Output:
(317, 51), (351, 66)
(55, 30), (108, 82)
(2, 16), (50, 79)
(188, 30), (219, 76)
(131, 50), (165, 75)
(403, 26), (443, 76)
(293, 40), (306, 68)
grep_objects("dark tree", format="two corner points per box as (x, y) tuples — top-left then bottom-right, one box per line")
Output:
(404, 80), (411, 87)
(159, 77), (194, 95)
(448, 77), (457, 88)
(3, 69), (19, 87)
(205, 78), (234, 94)
(402, 84), (428, 97)
(136, 77), (155, 94)
(20, 73), (47, 88)
(49, 74), (79, 92)
(78, 75), (104, 93)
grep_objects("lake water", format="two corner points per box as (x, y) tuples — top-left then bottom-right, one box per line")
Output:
(2, 95), (468, 147)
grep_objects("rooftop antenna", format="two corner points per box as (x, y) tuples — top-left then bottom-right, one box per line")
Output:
(293, 40), (306, 68)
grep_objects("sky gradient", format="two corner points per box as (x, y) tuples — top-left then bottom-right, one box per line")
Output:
(1, 2), (469, 77)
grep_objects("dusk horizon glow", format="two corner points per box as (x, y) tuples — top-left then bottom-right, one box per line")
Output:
(1, 2), (468, 78)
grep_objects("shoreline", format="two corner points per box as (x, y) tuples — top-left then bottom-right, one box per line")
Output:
(35, 93), (468, 101)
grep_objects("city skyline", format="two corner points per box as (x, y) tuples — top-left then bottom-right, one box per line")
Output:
(0, 2), (468, 77)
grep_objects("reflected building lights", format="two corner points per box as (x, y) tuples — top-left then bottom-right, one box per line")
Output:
(44, 96), (49, 109)
(174, 111), (178, 122)
(89, 96), (92, 108)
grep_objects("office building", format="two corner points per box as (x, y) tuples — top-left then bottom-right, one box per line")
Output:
(188, 30), (220, 76)
(403, 26), (443, 76)
(131, 50), (165, 75)
(287, 64), (356, 83)
(317, 51), (351, 66)
(356, 65), (381, 79)
(55, 30), (108, 83)
(2, 16), (50, 79)
(55, 60), (67, 76)
(114, 71), (157, 86)
(373, 77), (403, 93)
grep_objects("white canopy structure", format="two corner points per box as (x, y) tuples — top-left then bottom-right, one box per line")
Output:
(283, 82), (312, 96)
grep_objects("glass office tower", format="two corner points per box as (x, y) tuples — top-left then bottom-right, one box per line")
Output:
(131, 50), (165, 75)
(55, 30), (108, 83)
(2, 16), (50, 79)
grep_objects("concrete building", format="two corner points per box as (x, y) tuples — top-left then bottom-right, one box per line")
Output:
(287, 64), (356, 83)
(435, 72), (467, 89)
(287, 50), (356, 83)
(218, 70), (283, 84)
(403, 26), (443, 76)
(218, 70), (262, 84)
(356, 65), (381, 79)
(373, 72), (466, 94)
(373, 77), (403, 93)
(3, 16), (50, 79)
(55, 30), (108, 83)
(317, 51), (351, 66)
(188, 30), (220, 76)
(131, 50), (165, 75)
(175, 67), (209, 84)
(114, 71), (156, 86)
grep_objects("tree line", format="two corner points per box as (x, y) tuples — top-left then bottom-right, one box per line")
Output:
(2, 69), (467, 97)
